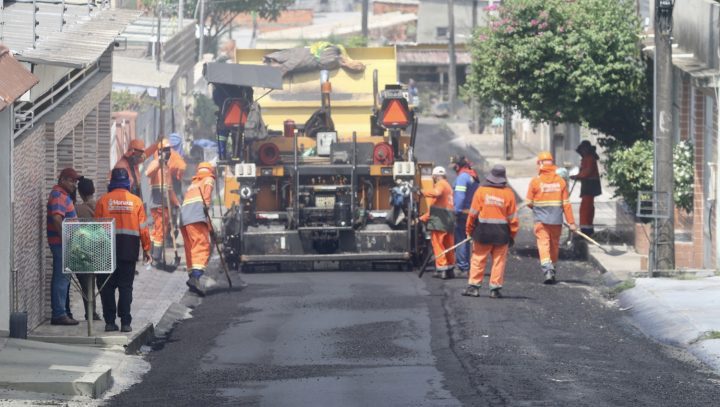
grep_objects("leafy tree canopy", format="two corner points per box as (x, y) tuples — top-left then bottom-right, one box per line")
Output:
(466, 0), (650, 143)
(181, 0), (293, 52)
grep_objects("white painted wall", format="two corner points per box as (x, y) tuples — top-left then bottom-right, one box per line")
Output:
(0, 107), (13, 335)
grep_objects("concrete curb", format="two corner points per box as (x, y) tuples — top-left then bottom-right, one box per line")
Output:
(124, 323), (155, 355)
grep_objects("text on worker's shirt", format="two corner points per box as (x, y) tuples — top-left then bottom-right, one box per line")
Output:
(108, 199), (135, 212)
(539, 182), (561, 193)
(484, 195), (505, 207)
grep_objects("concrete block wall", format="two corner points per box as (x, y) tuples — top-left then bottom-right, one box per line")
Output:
(12, 124), (48, 329)
(13, 70), (112, 328)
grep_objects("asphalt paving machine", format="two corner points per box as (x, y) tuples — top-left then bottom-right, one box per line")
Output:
(203, 46), (432, 272)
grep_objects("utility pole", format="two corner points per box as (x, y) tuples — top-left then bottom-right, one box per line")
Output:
(178, 0), (183, 30)
(156, 2), (162, 71)
(447, 0), (457, 116)
(503, 105), (513, 160)
(471, 0), (481, 133)
(361, 0), (369, 40)
(198, 0), (205, 62)
(652, 0), (675, 272)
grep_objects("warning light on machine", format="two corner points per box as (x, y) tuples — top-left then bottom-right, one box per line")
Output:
(380, 99), (410, 128)
(223, 100), (248, 127)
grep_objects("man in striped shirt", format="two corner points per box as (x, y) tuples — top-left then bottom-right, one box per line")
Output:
(47, 167), (81, 326)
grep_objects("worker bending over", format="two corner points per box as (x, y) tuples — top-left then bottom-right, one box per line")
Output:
(464, 165), (518, 298)
(526, 152), (577, 284)
(421, 166), (456, 279)
(180, 162), (216, 296)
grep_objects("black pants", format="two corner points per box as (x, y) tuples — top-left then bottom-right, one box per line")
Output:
(96, 261), (136, 326)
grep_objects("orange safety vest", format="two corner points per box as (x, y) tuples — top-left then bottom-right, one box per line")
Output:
(526, 165), (575, 225)
(145, 158), (179, 208)
(467, 185), (518, 244)
(95, 187), (150, 261)
(180, 174), (215, 227)
(424, 178), (455, 232)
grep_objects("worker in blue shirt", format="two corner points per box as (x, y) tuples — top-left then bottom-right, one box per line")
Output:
(452, 156), (480, 277)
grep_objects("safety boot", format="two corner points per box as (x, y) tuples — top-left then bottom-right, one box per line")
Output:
(186, 269), (206, 296)
(432, 270), (442, 279)
(543, 267), (556, 285)
(490, 288), (503, 298)
(461, 285), (481, 297)
(442, 268), (455, 280)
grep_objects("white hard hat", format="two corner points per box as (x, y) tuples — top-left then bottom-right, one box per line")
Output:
(432, 166), (446, 176)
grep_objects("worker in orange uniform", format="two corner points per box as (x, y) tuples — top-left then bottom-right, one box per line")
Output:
(464, 165), (518, 298)
(180, 162), (216, 296)
(421, 166), (456, 279)
(526, 152), (577, 284)
(114, 139), (159, 198)
(95, 168), (151, 332)
(145, 139), (179, 265)
(570, 140), (602, 236)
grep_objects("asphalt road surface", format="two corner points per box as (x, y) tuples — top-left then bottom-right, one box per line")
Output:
(109, 120), (720, 406)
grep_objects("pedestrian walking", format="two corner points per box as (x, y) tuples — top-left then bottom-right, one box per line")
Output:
(114, 139), (157, 199)
(180, 162), (216, 296)
(47, 168), (81, 325)
(463, 165), (519, 298)
(451, 156), (480, 277)
(421, 166), (456, 279)
(74, 177), (101, 321)
(570, 140), (602, 236)
(145, 139), (179, 264)
(526, 152), (577, 284)
(95, 168), (151, 332)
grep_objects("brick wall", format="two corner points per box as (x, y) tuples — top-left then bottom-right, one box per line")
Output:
(373, 1), (419, 15)
(13, 124), (47, 329)
(233, 9), (314, 33)
(691, 89), (705, 268)
(13, 71), (112, 328)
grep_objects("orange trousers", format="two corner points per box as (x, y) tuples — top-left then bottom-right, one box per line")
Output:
(181, 222), (211, 273)
(534, 223), (562, 267)
(580, 195), (595, 231)
(431, 230), (455, 271)
(150, 208), (170, 252)
(469, 242), (509, 289)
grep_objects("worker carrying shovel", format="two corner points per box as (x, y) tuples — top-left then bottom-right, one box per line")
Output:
(463, 165), (518, 298)
(526, 152), (577, 284)
(179, 162), (216, 296)
(145, 138), (179, 267)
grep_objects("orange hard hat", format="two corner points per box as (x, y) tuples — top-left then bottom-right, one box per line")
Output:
(129, 139), (145, 151)
(196, 162), (216, 176)
(537, 151), (554, 162)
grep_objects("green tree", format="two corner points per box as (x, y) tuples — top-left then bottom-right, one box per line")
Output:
(184, 0), (293, 53)
(466, 0), (650, 144)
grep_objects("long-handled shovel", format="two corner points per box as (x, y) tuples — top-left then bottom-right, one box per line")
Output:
(564, 222), (625, 256)
(165, 186), (182, 269)
(418, 236), (472, 278)
(157, 158), (179, 272)
(205, 207), (234, 290)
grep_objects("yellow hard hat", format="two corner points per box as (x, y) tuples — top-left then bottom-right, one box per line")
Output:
(196, 162), (216, 176)
(537, 151), (554, 162)
(158, 138), (171, 149)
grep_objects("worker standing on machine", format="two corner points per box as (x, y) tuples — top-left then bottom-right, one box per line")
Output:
(421, 166), (456, 279)
(180, 162), (216, 296)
